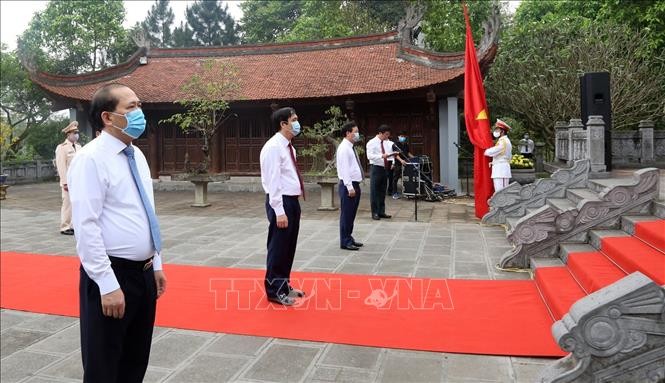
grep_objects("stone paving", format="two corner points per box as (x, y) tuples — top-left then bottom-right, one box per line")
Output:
(1, 182), (554, 383)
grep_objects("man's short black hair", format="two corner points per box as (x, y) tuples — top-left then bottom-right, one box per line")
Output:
(271, 107), (296, 131)
(341, 121), (357, 136)
(399, 130), (407, 136)
(377, 124), (391, 134)
(89, 83), (128, 130)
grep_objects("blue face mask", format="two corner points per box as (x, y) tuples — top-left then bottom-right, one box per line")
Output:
(112, 109), (146, 139)
(290, 120), (301, 136)
(398, 136), (406, 143)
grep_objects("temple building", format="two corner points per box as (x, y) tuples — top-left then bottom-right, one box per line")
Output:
(27, 22), (498, 188)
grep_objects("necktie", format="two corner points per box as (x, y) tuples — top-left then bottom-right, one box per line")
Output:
(122, 146), (162, 253)
(353, 146), (364, 181)
(380, 140), (389, 169)
(287, 143), (305, 200)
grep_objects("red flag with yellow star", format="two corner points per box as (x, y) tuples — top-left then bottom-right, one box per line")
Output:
(463, 3), (494, 218)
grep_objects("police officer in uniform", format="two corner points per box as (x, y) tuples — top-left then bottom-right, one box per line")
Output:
(484, 119), (512, 192)
(55, 121), (82, 235)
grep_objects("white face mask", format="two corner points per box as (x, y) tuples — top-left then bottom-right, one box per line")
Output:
(353, 132), (360, 142)
(493, 130), (501, 138)
(68, 133), (79, 143)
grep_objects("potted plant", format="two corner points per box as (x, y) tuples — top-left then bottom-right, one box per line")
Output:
(510, 154), (536, 184)
(299, 106), (361, 210)
(161, 60), (239, 207)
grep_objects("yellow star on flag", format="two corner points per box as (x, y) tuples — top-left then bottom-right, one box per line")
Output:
(476, 109), (488, 120)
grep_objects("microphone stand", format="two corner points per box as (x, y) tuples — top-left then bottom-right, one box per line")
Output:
(392, 144), (419, 221)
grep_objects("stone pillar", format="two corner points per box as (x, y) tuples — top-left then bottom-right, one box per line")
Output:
(554, 121), (568, 161)
(638, 119), (654, 164)
(534, 142), (545, 172)
(438, 97), (459, 190)
(568, 119), (584, 165)
(586, 115), (606, 173)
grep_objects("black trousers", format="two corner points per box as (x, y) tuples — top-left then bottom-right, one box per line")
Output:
(80, 261), (156, 383)
(265, 194), (301, 298)
(370, 165), (388, 216)
(339, 181), (361, 247)
(391, 161), (403, 195)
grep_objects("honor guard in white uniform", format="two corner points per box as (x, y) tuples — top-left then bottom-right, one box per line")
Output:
(55, 121), (82, 235)
(484, 119), (512, 192)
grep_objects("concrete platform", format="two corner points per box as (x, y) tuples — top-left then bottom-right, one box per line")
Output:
(1, 182), (553, 382)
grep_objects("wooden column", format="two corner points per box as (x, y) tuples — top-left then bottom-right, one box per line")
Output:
(211, 128), (221, 174)
(148, 120), (160, 179)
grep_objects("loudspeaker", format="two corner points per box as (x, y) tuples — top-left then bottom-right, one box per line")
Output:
(402, 163), (423, 196)
(580, 72), (612, 170)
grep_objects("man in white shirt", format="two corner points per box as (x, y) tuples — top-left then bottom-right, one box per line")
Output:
(68, 84), (167, 383)
(366, 124), (396, 220)
(484, 119), (513, 192)
(336, 121), (365, 251)
(260, 107), (306, 306)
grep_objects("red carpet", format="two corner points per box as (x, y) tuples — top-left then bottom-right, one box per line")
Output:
(535, 218), (665, 321)
(0, 252), (564, 357)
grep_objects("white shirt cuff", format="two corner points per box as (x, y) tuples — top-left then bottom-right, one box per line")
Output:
(153, 252), (163, 271)
(95, 270), (121, 295)
(274, 206), (285, 216)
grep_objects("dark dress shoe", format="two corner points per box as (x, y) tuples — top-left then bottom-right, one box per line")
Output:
(372, 214), (380, 220)
(288, 286), (305, 298)
(378, 214), (392, 219)
(60, 229), (74, 235)
(267, 293), (297, 306)
(341, 244), (360, 251)
(352, 241), (364, 247)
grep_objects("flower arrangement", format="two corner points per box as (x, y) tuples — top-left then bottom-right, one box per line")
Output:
(510, 154), (534, 169)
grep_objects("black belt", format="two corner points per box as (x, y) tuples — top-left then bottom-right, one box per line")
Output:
(108, 256), (154, 271)
(266, 194), (299, 199)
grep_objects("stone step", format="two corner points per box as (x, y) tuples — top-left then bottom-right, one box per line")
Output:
(565, 188), (601, 206)
(530, 257), (565, 272)
(547, 198), (576, 213)
(620, 215), (660, 235)
(559, 243), (596, 263)
(587, 178), (633, 194)
(653, 201), (665, 219)
(588, 229), (630, 250)
(506, 216), (520, 232)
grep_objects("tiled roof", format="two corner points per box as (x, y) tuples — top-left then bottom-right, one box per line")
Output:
(29, 32), (480, 103)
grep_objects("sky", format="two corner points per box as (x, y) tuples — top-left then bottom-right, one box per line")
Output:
(0, 0), (244, 50)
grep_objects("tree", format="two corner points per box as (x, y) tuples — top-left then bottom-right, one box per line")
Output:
(141, 0), (175, 48)
(172, 21), (195, 47)
(161, 60), (240, 174)
(17, 0), (132, 74)
(0, 44), (53, 159)
(300, 106), (348, 175)
(514, 0), (665, 54)
(485, 17), (665, 151)
(240, 0), (304, 44)
(186, 0), (240, 46)
(420, 0), (499, 52)
(240, 0), (406, 44)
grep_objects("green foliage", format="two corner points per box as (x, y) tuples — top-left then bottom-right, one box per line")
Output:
(23, 117), (68, 160)
(485, 17), (665, 151)
(17, 0), (131, 74)
(240, 0), (304, 44)
(186, 0), (240, 46)
(421, 0), (498, 52)
(514, 0), (665, 54)
(0, 44), (53, 159)
(172, 21), (195, 47)
(240, 0), (406, 44)
(300, 106), (348, 175)
(161, 60), (240, 173)
(141, 0), (175, 48)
